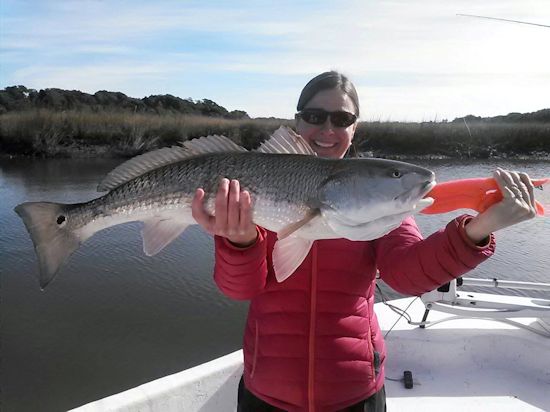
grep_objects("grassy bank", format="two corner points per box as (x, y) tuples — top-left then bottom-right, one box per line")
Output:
(355, 121), (550, 159)
(1, 109), (549, 158)
(0, 110), (291, 157)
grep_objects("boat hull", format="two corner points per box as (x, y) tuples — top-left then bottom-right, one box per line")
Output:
(70, 297), (550, 412)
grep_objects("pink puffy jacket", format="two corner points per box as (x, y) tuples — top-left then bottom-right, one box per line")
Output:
(214, 215), (495, 411)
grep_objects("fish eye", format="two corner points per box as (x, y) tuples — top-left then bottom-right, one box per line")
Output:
(56, 215), (66, 225)
(391, 170), (402, 178)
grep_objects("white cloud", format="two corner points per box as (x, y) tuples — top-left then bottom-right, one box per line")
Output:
(2, 0), (550, 120)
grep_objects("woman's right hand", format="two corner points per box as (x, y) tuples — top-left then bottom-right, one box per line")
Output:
(191, 178), (258, 247)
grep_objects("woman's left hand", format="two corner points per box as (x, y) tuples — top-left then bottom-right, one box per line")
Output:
(464, 168), (538, 244)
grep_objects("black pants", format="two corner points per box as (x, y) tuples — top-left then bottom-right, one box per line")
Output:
(237, 377), (386, 412)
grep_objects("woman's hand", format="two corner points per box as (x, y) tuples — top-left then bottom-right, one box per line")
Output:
(191, 178), (258, 247)
(465, 168), (538, 244)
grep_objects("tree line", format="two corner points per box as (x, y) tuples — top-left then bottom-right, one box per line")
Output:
(0, 85), (250, 120)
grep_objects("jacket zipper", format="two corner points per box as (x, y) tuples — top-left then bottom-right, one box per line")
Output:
(251, 320), (259, 379)
(366, 323), (375, 381)
(365, 289), (376, 382)
(308, 243), (318, 412)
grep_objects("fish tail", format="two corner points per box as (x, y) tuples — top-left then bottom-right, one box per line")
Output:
(14, 202), (81, 289)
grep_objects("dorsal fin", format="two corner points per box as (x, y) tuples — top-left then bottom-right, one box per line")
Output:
(98, 134), (247, 192)
(97, 146), (191, 191)
(181, 134), (248, 155)
(255, 126), (317, 156)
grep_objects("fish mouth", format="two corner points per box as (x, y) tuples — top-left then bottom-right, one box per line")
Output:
(414, 181), (437, 210)
(421, 180), (436, 197)
(395, 180), (436, 203)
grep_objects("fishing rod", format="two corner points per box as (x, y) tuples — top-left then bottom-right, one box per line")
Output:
(457, 14), (550, 29)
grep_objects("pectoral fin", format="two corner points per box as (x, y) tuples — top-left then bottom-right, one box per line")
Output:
(277, 209), (320, 240)
(142, 216), (189, 256)
(272, 237), (314, 282)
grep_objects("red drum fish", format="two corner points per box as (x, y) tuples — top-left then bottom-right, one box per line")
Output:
(15, 127), (435, 288)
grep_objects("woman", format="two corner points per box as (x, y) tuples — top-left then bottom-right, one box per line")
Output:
(191, 71), (537, 411)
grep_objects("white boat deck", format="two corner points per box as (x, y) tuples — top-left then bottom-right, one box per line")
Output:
(72, 297), (550, 412)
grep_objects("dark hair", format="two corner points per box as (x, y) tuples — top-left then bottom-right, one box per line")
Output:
(296, 71), (360, 116)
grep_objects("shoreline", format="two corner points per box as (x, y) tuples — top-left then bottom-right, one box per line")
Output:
(2, 146), (549, 161)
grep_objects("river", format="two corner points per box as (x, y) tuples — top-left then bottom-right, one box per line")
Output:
(1, 157), (549, 411)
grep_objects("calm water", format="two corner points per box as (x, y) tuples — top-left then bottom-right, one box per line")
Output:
(1, 157), (549, 411)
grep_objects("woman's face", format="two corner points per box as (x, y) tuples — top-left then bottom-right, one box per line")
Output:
(296, 87), (358, 159)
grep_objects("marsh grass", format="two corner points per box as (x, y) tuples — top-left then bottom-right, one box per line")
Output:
(0, 109), (548, 158)
(354, 120), (550, 158)
(0, 110), (292, 157)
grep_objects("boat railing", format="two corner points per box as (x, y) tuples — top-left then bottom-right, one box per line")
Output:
(460, 277), (550, 291)
(418, 277), (550, 337)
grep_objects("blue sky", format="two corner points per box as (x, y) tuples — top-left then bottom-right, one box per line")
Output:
(1, 0), (549, 121)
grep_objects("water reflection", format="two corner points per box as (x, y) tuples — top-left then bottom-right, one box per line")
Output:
(1, 157), (549, 411)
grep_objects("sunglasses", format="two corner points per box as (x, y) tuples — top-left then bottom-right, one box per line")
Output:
(297, 109), (357, 128)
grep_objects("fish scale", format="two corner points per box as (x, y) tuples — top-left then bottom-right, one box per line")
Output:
(74, 152), (332, 227)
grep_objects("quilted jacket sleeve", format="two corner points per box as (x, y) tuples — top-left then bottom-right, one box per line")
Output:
(213, 226), (270, 300)
(374, 214), (496, 296)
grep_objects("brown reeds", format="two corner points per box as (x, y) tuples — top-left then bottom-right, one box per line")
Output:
(353, 120), (550, 159)
(0, 110), (292, 157)
(0, 109), (548, 158)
